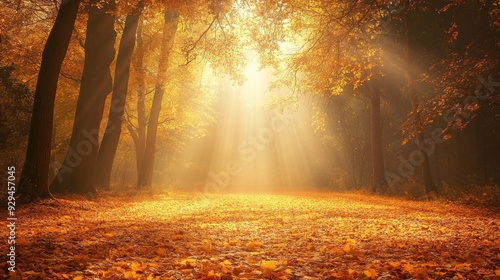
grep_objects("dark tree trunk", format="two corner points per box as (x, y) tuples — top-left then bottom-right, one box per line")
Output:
(133, 19), (146, 178)
(369, 77), (388, 193)
(96, 6), (142, 190)
(18, 0), (81, 203)
(51, 0), (117, 195)
(137, 10), (179, 189)
(137, 85), (163, 188)
(404, 0), (437, 193)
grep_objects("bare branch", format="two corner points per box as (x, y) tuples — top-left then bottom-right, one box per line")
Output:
(157, 116), (174, 125)
(181, 16), (218, 66)
(59, 72), (80, 83)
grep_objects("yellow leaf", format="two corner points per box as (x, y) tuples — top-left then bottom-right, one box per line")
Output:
(245, 241), (263, 251)
(364, 268), (378, 278)
(207, 270), (220, 280)
(124, 270), (136, 279)
(260, 260), (276, 271)
(73, 277), (83, 280)
(343, 242), (352, 253)
(284, 268), (293, 274)
(130, 262), (143, 271)
(180, 258), (196, 269)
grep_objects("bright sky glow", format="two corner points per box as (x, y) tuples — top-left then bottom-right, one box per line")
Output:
(170, 61), (327, 193)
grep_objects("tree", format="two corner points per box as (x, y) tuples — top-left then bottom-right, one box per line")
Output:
(17, 0), (81, 202)
(137, 10), (179, 188)
(369, 76), (389, 193)
(128, 0), (244, 189)
(51, 0), (117, 195)
(128, 18), (147, 179)
(413, 0), (500, 187)
(403, 0), (436, 193)
(96, 4), (143, 190)
(123, 10), (220, 188)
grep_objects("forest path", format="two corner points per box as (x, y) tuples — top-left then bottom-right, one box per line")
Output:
(3, 192), (500, 279)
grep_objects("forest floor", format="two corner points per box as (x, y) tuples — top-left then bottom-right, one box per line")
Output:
(2, 191), (499, 280)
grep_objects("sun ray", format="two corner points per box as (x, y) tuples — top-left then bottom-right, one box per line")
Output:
(169, 59), (328, 193)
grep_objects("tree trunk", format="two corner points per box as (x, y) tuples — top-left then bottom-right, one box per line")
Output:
(51, 0), (116, 195)
(404, 0), (437, 193)
(96, 6), (142, 190)
(137, 10), (179, 189)
(18, 0), (81, 203)
(134, 19), (146, 178)
(127, 124), (142, 175)
(369, 77), (388, 193)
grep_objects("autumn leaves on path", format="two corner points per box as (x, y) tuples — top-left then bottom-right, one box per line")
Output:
(3, 192), (500, 279)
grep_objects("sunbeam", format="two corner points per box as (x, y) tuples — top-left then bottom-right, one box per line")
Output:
(169, 61), (325, 193)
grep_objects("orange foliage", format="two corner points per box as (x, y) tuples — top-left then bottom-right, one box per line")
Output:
(3, 192), (499, 279)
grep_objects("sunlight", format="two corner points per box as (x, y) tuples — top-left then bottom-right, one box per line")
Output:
(170, 61), (325, 193)
(6, 0), (499, 278)
(241, 59), (268, 108)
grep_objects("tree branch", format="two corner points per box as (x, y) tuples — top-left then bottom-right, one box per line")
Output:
(181, 16), (218, 66)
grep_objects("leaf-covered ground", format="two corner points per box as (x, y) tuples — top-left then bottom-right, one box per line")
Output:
(2, 192), (500, 279)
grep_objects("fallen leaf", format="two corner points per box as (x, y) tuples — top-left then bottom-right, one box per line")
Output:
(260, 260), (276, 272)
(364, 268), (378, 278)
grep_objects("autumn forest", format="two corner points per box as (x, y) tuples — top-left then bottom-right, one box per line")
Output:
(1, 0), (499, 279)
